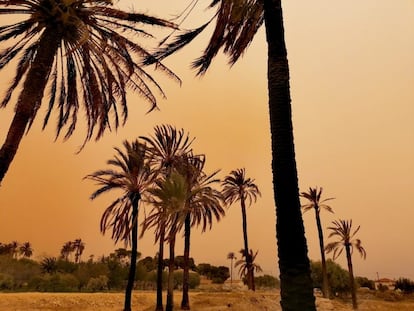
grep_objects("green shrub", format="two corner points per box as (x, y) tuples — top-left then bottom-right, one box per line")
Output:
(255, 274), (280, 289)
(172, 270), (201, 289)
(29, 273), (79, 292)
(86, 275), (109, 292)
(0, 273), (14, 290)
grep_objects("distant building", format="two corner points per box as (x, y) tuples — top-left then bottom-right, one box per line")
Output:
(374, 278), (396, 290)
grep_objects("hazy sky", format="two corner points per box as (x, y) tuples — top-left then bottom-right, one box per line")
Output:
(1, 0), (413, 280)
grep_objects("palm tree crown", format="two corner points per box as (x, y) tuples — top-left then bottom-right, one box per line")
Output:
(325, 219), (366, 260)
(86, 139), (156, 244)
(222, 168), (261, 206)
(0, 0), (178, 183)
(301, 187), (334, 215)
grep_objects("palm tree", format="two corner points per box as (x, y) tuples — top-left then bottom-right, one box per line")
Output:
(86, 139), (157, 311)
(301, 187), (334, 298)
(235, 249), (263, 285)
(222, 168), (260, 290)
(140, 124), (194, 311)
(40, 257), (58, 274)
(146, 1), (317, 308)
(227, 252), (237, 285)
(0, 0), (179, 184)
(325, 220), (366, 310)
(60, 241), (75, 261)
(144, 172), (188, 311)
(19, 242), (33, 258)
(73, 238), (85, 263)
(9, 241), (19, 259)
(176, 154), (225, 310)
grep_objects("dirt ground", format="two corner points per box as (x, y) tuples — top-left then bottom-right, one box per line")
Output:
(1, 290), (414, 311)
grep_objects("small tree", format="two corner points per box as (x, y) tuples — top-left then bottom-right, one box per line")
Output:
(301, 187), (334, 298)
(325, 220), (366, 309)
(227, 252), (237, 285)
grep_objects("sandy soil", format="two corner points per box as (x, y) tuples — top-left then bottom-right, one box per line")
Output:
(1, 290), (414, 311)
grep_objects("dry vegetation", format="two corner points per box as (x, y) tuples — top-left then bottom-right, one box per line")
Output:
(0, 290), (414, 311)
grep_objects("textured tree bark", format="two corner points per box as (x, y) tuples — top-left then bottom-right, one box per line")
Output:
(263, 0), (316, 310)
(0, 28), (59, 184)
(181, 214), (191, 309)
(155, 225), (165, 311)
(315, 209), (330, 298)
(124, 197), (140, 311)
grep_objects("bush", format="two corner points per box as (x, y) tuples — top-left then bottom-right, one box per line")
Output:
(173, 270), (201, 289)
(0, 273), (14, 290)
(311, 259), (351, 297)
(29, 273), (79, 292)
(395, 277), (414, 294)
(86, 275), (109, 292)
(255, 275), (280, 289)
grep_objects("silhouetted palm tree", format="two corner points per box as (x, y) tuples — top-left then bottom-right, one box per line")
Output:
(73, 238), (85, 263)
(301, 187), (334, 298)
(40, 257), (58, 274)
(19, 242), (33, 258)
(227, 252), (237, 285)
(9, 241), (19, 259)
(176, 154), (225, 309)
(235, 249), (263, 284)
(60, 241), (75, 261)
(145, 172), (188, 311)
(146, 1), (317, 308)
(86, 140), (157, 311)
(0, 0), (178, 184)
(140, 124), (194, 311)
(222, 168), (260, 290)
(325, 219), (366, 310)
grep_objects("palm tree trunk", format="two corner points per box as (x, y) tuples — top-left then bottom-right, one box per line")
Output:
(166, 233), (176, 311)
(181, 214), (191, 309)
(346, 245), (358, 309)
(315, 210), (329, 298)
(124, 197), (140, 311)
(263, 1), (316, 310)
(0, 28), (59, 184)
(240, 198), (253, 290)
(156, 224), (166, 311)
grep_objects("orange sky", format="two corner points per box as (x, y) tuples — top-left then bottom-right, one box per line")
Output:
(1, 0), (414, 280)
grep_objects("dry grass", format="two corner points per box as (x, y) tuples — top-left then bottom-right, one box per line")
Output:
(0, 290), (413, 311)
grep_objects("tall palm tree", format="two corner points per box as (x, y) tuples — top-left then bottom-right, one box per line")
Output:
(227, 252), (237, 285)
(86, 139), (157, 311)
(73, 238), (85, 263)
(9, 241), (19, 259)
(301, 187), (334, 298)
(0, 0), (179, 184)
(325, 219), (366, 310)
(222, 168), (260, 290)
(140, 124), (194, 311)
(144, 172), (188, 311)
(176, 154), (225, 310)
(235, 249), (263, 284)
(60, 241), (75, 261)
(19, 242), (33, 258)
(146, 1), (317, 308)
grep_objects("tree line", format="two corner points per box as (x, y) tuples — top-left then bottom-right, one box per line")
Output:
(0, 246), (281, 292)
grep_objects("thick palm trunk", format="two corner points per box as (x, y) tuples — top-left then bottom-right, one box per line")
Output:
(124, 198), (140, 311)
(315, 211), (329, 298)
(263, 1), (316, 310)
(166, 234), (176, 311)
(240, 198), (253, 290)
(181, 214), (191, 309)
(346, 245), (358, 309)
(0, 29), (59, 184)
(155, 225), (166, 311)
